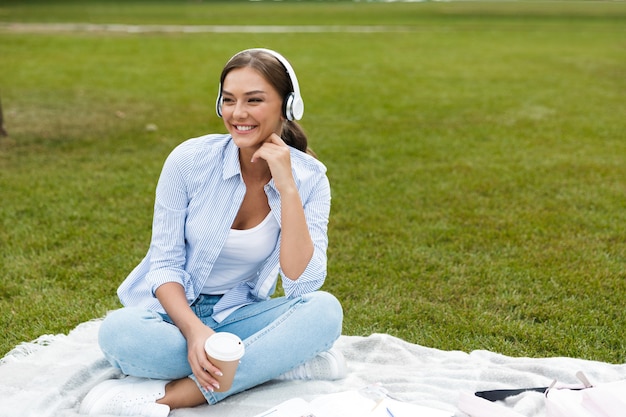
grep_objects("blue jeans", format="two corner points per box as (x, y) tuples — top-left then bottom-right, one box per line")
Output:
(98, 291), (343, 405)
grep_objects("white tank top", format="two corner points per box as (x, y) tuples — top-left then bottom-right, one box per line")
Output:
(202, 212), (280, 295)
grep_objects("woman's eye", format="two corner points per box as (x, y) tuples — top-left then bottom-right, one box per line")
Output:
(248, 97), (263, 103)
(222, 97), (234, 104)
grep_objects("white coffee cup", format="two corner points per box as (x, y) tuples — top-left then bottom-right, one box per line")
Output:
(204, 332), (245, 392)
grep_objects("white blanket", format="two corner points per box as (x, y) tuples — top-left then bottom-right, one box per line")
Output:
(1, 319), (626, 417)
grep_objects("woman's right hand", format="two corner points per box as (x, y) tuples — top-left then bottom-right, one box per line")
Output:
(155, 283), (224, 392)
(186, 325), (223, 392)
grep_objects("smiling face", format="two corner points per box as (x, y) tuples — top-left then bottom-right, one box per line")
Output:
(221, 66), (285, 152)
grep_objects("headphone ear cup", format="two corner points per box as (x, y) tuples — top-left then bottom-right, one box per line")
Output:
(216, 96), (222, 118)
(291, 95), (304, 121)
(284, 93), (304, 121)
(284, 93), (294, 121)
(215, 84), (223, 118)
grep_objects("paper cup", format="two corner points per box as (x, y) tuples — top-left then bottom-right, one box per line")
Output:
(204, 332), (245, 392)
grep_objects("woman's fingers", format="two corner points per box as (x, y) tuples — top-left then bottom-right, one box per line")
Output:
(188, 334), (223, 392)
(193, 351), (223, 391)
(251, 134), (287, 163)
(250, 135), (295, 192)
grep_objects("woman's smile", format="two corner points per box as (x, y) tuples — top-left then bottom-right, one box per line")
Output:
(233, 124), (257, 132)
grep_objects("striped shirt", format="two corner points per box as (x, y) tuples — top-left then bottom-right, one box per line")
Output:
(117, 133), (331, 322)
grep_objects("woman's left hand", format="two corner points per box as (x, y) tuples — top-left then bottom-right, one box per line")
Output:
(251, 133), (296, 193)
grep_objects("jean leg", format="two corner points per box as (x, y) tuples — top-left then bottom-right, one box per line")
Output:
(98, 307), (193, 380)
(198, 291), (343, 405)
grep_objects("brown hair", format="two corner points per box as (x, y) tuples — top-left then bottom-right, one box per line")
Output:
(220, 50), (314, 156)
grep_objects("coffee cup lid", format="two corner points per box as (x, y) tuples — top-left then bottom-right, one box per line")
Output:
(204, 332), (245, 361)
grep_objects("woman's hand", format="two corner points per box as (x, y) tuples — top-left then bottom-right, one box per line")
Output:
(251, 133), (296, 194)
(155, 283), (223, 392)
(186, 325), (224, 392)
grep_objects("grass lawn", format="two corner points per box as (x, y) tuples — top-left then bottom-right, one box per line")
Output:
(1, 1), (625, 363)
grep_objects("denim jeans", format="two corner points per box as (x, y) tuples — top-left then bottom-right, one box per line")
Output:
(98, 291), (343, 405)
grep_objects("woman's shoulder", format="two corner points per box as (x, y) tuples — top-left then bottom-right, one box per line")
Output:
(172, 133), (231, 155)
(290, 147), (327, 175)
(165, 133), (230, 165)
(161, 134), (233, 180)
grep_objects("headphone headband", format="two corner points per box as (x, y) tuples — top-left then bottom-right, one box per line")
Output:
(216, 48), (304, 121)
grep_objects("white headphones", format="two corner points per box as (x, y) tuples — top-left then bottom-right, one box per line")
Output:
(215, 48), (304, 121)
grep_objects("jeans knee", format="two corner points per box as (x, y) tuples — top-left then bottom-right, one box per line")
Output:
(318, 291), (343, 321)
(97, 308), (191, 379)
(98, 308), (159, 360)
(305, 291), (343, 338)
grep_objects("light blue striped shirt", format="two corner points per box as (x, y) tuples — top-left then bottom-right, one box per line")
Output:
(117, 133), (331, 322)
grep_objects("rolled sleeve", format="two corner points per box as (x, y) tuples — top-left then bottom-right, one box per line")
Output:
(281, 171), (331, 297)
(144, 147), (192, 296)
(144, 203), (191, 296)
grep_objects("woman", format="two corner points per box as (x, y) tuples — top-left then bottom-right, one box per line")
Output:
(80, 48), (345, 417)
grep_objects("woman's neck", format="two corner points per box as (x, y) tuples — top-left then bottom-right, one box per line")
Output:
(239, 153), (271, 184)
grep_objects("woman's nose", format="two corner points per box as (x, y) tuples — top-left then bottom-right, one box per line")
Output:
(233, 101), (247, 119)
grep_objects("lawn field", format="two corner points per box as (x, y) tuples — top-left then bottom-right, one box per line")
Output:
(1, 1), (625, 362)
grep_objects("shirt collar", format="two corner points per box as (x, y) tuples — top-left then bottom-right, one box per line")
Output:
(222, 137), (241, 180)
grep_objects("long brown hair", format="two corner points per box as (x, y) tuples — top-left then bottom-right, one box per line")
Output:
(219, 50), (314, 156)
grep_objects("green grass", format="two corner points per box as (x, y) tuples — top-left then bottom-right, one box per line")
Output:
(1, 1), (625, 363)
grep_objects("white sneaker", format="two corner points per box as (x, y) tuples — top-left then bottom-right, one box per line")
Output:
(79, 376), (170, 417)
(277, 348), (347, 381)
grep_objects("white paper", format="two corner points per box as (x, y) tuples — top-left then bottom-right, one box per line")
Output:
(252, 390), (454, 417)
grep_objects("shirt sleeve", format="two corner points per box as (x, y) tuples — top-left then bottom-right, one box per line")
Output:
(281, 172), (331, 297)
(143, 145), (194, 298)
